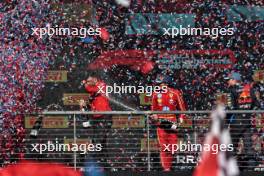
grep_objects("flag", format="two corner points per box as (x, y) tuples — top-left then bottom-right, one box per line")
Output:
(194, 105), (239, 176)
(87, 50), (155, 74)
(0, 161), (82, 176)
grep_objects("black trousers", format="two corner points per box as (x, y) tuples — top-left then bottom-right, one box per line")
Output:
(90, 115), (112, 162)
(229, 114), (252, 153)
(229, 114), (254, 169)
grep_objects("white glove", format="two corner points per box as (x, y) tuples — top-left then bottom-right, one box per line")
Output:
(30, 129), (38, 136)
(171, 123), (178, 130)
(82, 121), (91, 128)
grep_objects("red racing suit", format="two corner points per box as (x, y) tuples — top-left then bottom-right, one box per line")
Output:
(85, 80), (111, 118)
(151, 87), (186, 171)
(84, 80), (112, 161)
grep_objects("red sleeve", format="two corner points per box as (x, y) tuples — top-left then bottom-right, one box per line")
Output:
(151, 92), (158, 111)
(174, 89), (187, 119)
(91, 96), (111, 118)
(151, 93), (161, 125)
(93, 96), (111, 111)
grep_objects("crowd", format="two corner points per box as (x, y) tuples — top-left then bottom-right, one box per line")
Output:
(0, 0), (60, 164)
(0, 0), (263, 170)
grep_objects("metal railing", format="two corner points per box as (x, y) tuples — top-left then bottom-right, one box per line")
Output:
(37, 110), (264, 115)
(21, 110), (264, 172)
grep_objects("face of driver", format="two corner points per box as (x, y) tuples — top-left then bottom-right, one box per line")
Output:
(86, 76), (97, 85)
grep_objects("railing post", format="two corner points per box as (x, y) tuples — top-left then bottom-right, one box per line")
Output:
(146, 114), (151, 171)
(73, 113), (77, 170)
(193, 115), (197, 144)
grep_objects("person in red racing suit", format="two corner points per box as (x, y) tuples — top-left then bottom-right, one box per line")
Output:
(80, 76), (112, 165)
(151, 75), (186, 171)
(82, 76), (111, 115)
